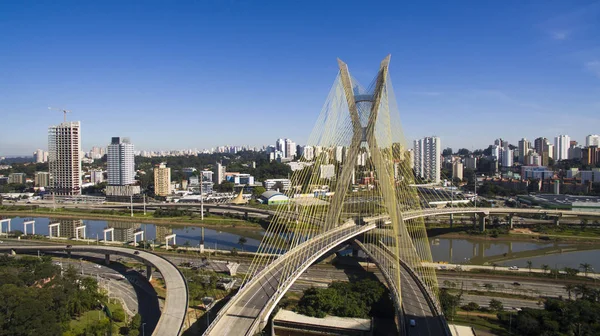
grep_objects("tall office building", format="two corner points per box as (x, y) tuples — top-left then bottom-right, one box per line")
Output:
(554, 135), (570, 161)
(276, 138), (286, 158)
(518, 138), (529, 164)
(302, 146), (314, 160)
(154, 163), (171, 196)
(48, 121), (82, 196)
(452, 161), (463, 180)
(212, 162), (226, 184)
(586, 135), (600, 147)
(413, 136), (441, 183)
(284, 139), (296, 159)
(107, 137), (135, 186)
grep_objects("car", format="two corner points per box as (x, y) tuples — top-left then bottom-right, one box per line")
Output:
(134, 251), (140, 255)
(66, 245), (72, 248)
(509, 266), (519, 270)
(513, 282), (521, 286)
(410, 319), (416, 327)
(94, 265), (102, 269)
(0, 240), (3, 244)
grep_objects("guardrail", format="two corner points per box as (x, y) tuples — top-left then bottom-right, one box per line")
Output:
(399, 260), (452, 336)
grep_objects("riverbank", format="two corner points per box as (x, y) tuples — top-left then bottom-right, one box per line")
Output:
(0, 208), (263, 229)
(430, 227), (600, 244)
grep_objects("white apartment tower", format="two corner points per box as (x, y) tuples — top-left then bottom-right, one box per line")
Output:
(48, 121), (82, 196)
(413, 136), (441, 183)
(107, 137), (135, 186)
(213, 162), (226, 184)
(276, 138), (286, 158)
(586, 135), (600, 147)
(554, 135), (570, 161)
(284, 139), (296, 159)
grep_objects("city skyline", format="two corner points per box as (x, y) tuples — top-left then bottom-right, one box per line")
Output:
(1, 1), (600, 156)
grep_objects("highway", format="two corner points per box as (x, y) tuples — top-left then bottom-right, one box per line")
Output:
(205, 222), (377, 336)
(0, 244), (187, 336)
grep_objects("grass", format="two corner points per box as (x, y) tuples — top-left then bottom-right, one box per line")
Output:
(69, 300), (128, 335)
(0, 206), (263, 229)
(451, 310), (509, 336)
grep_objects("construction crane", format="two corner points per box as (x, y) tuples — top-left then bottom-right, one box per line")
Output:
(48, 107), (71, 122)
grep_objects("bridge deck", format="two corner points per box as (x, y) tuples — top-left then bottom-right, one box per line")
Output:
(0, 245), (187, 336)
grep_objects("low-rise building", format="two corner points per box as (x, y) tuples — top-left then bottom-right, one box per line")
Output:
(34, 172), (51, 188)
(264, 178), (291, 191)
(259, 191), (289, 205)
(8, 173), (26, 184)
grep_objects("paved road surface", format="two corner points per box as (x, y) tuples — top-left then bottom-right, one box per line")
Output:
(0, 244), (187, 336)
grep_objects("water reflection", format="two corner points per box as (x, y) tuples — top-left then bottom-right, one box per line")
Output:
(3, 217), (262, 252)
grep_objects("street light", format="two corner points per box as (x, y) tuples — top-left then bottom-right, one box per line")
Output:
(142, 322), (146, 336)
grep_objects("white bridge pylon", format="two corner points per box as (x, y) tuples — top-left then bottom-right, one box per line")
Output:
(103, 228), (114, 242)
(165, 234), (176, 249)
(133, 230), (144, 246)
(48, 222), (60, 238)
(0, 219), (10, 236)
(75, 225), (86, 240)
(23, 220), (35, 235)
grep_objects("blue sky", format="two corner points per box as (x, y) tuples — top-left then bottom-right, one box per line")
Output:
(1, 0), (599, 156)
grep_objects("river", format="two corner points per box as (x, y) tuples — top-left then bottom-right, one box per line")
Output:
(3, 216), (263, 252)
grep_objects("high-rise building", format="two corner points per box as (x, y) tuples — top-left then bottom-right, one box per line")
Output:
(34, 149), (47, 163)
(583, 146), (600, 165)
(284, 139), (296, 159)
(34, 172), (51, 188)
(464, 157), (477, 170)
(107, 137), (135, 186)
(501, 142), (513, 167)
(212, 162), (226, 184)
(554, 135), (570, 161)
(154, 163), (171, 196)
(276, 138), (286, 158)
(335, 146), (345, 163)
(586, 135), (600, 147)
(302, 146), (314, 160)
(90, 170), (104, 184)
(413, 136), (441, 183)
(518, 138), (529, 164)
(48, 121), (82, 196)
(452, 161), (463, 181)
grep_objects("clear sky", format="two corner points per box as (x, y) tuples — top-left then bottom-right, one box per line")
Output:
(1, 0), (599, 156)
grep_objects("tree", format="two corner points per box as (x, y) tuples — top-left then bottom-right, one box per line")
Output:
(130, 313), (142, 335)
(489, 299), (504, 312)
(439, 288), (460, 320)
(442, 148), (453, 156)
(541, 264), (549, 274)
(272, 181), (285, 191)
(238, 237), (247, 251)
(112, 306), (126, 322)
(251, 186), (266, 198)
(579, 263), (592, 277)
(563, 267), (579, 277)
(526, 260), (533, 274)
(564, 284), (575, 300)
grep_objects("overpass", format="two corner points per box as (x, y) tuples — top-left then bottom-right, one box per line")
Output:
(203, 217), (451, 336)
(355, 240), (450, 336)
(0, 244), (188, 336)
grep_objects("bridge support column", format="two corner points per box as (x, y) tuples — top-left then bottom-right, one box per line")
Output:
(508, 215), (514, 229)
(479, 215), (487, 232)
(472, 213), (477, 228)
(449, 213), (454, 228)
(146, 265), (153, 281)
(244, 211), (249, 220)
(105, 254), (110, 265)
(554, 217), (560, 226)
